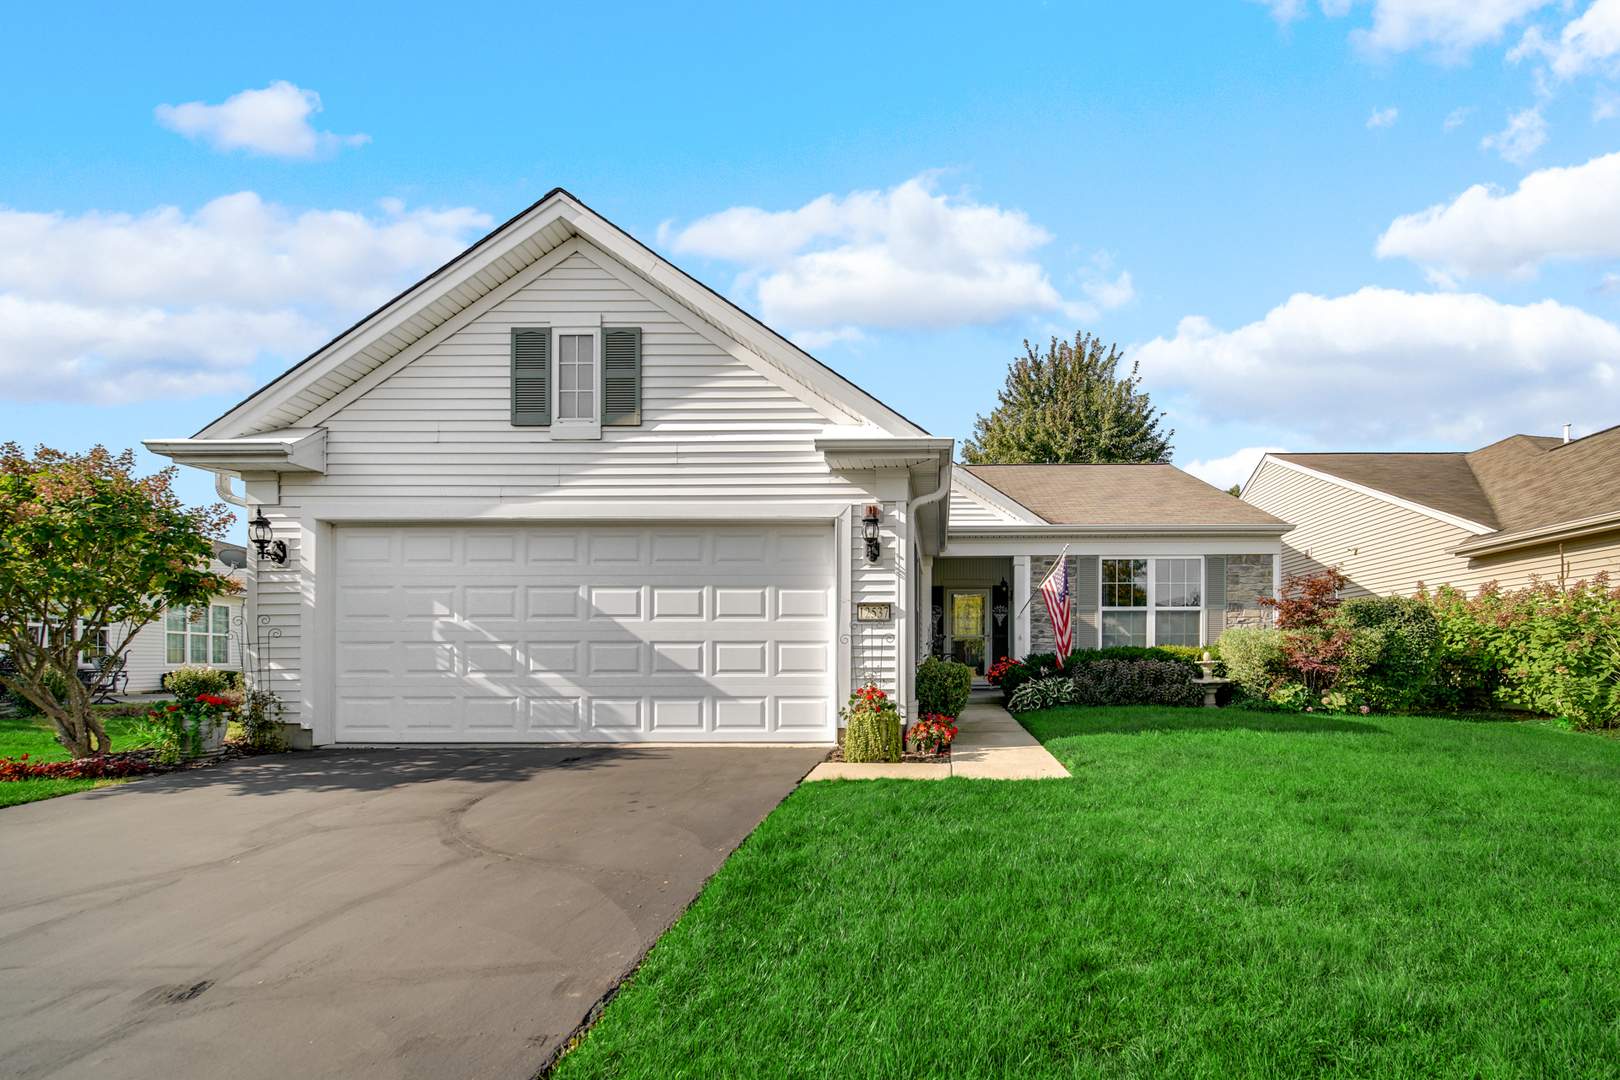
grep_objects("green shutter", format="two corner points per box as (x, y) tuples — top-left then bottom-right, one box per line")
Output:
(511, 328), (551, 426)
(601, 327), (641, 426)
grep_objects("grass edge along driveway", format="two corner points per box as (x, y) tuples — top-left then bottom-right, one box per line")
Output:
(552, 706), (1620, 1079)
(0, 712), (158, 807)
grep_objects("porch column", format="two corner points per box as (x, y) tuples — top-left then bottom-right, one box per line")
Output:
(1014, 555), (1031, 658)
(919, 554), (933, 659)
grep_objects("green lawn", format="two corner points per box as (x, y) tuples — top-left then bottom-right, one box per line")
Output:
(0, 710), (163, 808)
(554, 707), (1620, 1079)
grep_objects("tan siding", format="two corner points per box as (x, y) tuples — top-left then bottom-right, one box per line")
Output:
(1246, 462), (1479, 596)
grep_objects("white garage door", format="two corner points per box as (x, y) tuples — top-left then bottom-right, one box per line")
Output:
(332, 523), (836, 743)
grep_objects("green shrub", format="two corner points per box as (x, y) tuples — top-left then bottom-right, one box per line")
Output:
(1219, 627), (1286, 696)
(914, 657), (972, 719)
(237, 688), (288, 752)
(1332, 596), (1439, 710)
(4, 665), (71, 716)
(1069, 658), (1203, 708)
(1422, 575), (1620, 729)
(841, 685), (901, 762)
(162, 664), (238, 700)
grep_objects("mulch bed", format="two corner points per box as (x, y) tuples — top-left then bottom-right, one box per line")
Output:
(1, 739), (294, 782)
(826, 743), (951, 764)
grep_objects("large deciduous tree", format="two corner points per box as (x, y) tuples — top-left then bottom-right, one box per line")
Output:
(0, 444), (238, 758)
(962, 333), (1174, 464)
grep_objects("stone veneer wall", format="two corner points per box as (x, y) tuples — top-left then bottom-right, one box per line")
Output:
(1225, 554), (1274, 630)
(1029, 554), (1066, 655)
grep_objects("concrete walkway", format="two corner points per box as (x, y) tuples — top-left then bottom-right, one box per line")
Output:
(805, 695), (1069, 781)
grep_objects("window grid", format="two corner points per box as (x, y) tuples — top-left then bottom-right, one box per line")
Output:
(557, 333), (595, 420)
(166, 605), (231, 665)
(1100, 558), (1204, 649)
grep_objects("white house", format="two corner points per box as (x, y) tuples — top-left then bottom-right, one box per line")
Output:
(146, 190), (1290, 746)
(110, 542), (252, 693)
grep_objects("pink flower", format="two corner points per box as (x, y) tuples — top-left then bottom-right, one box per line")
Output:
(1360, 705), (1370, 715)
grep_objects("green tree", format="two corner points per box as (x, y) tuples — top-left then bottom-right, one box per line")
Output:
(962, 333), (1174, 464)
(0, 444), (239, 758)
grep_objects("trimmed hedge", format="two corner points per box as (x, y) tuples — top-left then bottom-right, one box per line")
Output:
(915, 657), (973, 719)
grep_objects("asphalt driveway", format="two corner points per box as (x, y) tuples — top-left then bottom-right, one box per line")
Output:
(0, 744), (826, 1080)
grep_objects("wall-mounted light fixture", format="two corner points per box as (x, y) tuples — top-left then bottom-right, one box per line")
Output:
(248, 511), (288, 565)
(862, 504), (882, 563)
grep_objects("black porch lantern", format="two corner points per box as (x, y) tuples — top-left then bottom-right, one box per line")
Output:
(248, 511), (289, 565)
(862, 504), (882, 563)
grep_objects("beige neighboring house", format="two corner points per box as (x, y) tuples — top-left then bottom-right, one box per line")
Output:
(109, 541), (252, 693)
(1242, 426), (1620, 598)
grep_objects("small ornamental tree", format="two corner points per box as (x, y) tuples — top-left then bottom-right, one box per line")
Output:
(962, 333), (1174, 465)
(0, 444), (239, 758)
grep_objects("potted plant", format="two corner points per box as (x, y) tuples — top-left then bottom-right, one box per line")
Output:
(144, 694), (234, 763)
(908, 714), (958, 755)
(840, 685), (902, 763)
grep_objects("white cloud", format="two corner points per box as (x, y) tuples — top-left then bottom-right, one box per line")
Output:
(663, 176), (1095, 331)
(1184, 446), (1290, 492)
(155, 82), (369, 158)
(1512, 0), (1620, 79)
(1367, 106), (1400, 128)
(1339, 0), (1553, 57)
(1443, 105), (1475, 131)
(1082, 271), (1136, 311)
(1249, 0), (1310, 23)
(1130, 286), (1619, 445)
(789, 327), (867, 350)
(1480, 106), (1548, 163)
(0, 193), (489, 404)
(1377, 149), (1620, 277)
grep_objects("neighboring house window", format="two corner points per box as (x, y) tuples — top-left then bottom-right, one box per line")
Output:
(1100, 557), (1202, 648)
(166, 605), (230, 664)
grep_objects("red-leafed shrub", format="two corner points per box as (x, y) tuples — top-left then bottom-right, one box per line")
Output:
(0, 752), (152, 781)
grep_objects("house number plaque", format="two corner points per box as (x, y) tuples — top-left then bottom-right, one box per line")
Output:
(856, 603), (893, 623)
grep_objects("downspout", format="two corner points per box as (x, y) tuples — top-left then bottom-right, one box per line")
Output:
(214, 472), (248, 508)
(907, 459), (952, 554)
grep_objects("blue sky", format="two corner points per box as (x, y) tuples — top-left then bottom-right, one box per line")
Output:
(5, 0), (1620, 521)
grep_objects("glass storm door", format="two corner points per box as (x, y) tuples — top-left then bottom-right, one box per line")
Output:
(946, 590), (989, 674)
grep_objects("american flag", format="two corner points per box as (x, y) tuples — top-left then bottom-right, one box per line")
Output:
(1040, 552), (1072, 666)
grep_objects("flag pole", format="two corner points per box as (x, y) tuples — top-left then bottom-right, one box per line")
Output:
(1016, 544), (1070, 616)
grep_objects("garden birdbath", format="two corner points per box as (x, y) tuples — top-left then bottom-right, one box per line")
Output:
(1193, 651), (1230, 709)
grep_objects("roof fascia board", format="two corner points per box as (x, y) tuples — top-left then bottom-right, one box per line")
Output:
(1260, 455), (1496, 535)
(197, 193), (580, 439)
(144, 427), (327, 475)
(577, 239), (871, 428)
(557, 204), (925, 436)
(948, 523), (1295, 538)
(298, 239), (587, 430)
(950, 468), (1047, 524)
(1450, 508), (1620, 557)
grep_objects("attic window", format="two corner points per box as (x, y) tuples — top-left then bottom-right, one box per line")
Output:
(510, 325), (642, 433)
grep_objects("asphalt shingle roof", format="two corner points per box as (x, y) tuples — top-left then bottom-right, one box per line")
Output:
(964, 463), (1287, 526)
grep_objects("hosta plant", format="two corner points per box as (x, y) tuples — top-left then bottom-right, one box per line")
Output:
(1008, 676), (1076, 713)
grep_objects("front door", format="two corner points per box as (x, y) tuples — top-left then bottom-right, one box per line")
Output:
(945, 589), (990, 674)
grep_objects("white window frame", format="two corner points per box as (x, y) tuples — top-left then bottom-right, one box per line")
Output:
(166, 604), (233, 666)
(1098, 556), (1204, 649)
(550, 322), (602, 441)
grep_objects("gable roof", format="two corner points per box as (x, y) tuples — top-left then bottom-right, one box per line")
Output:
(1267, 452), (1500, 530)
(1263, 424), (1620, 553)
(964, 463), (1287, 527)
(193, 188), (928, 440)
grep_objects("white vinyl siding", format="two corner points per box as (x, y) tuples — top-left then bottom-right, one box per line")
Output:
(250, 243), (901, 736)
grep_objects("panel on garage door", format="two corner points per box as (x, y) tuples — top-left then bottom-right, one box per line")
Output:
(333, 524), (836, 742)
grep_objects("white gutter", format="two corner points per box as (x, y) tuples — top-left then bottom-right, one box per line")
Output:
(948, 523), (1294, 539)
